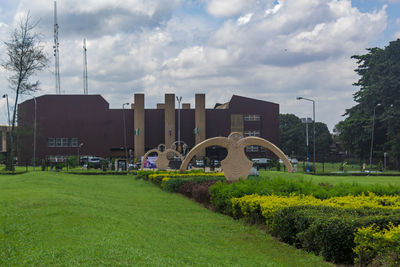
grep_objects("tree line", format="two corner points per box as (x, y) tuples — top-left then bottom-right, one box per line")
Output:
(334, 39), (400, 170)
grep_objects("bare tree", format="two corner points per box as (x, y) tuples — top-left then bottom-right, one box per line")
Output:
(2, 14), (48, 170)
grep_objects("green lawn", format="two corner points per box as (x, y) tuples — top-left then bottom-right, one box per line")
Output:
(0, 172), (331, 266)
(260, 170), (400, 186)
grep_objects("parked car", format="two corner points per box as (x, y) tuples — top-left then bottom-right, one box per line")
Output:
(195, 160), (204, 167)
(252, 158), (270, 164)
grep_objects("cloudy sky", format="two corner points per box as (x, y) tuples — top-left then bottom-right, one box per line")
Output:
(0, 0), (399, 131)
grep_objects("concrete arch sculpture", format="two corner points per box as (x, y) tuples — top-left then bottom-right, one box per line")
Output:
(179, 132), (293, 181)
(141, 144), (184, 170)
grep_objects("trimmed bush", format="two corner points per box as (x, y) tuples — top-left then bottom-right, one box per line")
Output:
(272, 206), (400, 264)
(209, 177), (400, 214)
(178, 180), (220, 206)
(162, 176), (226, 193)
(354, 223), (400, 266)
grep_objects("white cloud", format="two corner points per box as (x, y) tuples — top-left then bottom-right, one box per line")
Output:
(206, 0), (251, 17)
(265, 1), (281, 16)
(237, 13), (253, 25)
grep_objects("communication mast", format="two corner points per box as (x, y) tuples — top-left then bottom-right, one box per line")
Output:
(53, 0), (61, 94)
(83, 38), (88, 94)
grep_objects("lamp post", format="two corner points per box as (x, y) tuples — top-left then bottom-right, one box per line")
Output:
(297, 97), (316, 173)
(176, 96), (182, 151)
(122, 102), (129, 170)
(301, 117), (311, 173)
(369, 103), (381, 172)
(2, 94), (11, 161)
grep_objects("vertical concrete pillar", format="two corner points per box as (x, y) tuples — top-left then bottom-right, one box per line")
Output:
(195, 94), (206, 157)
(164, 94), (175, 148)
(133, 94), (145, 158)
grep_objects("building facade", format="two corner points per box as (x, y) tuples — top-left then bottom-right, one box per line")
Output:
(17, 94), (279, 164)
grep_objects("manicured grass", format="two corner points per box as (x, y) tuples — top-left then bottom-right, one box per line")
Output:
(0, 172), (331, 266)
(260, 170), (400, 186)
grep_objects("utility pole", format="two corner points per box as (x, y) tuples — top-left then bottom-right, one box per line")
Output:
(53, 0), (61, 94)
(369, 103), (381, 172)
(83, 38), (88, 94)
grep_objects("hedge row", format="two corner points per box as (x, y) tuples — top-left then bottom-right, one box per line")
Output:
(271, 206), (400, 264)
(354, 223), (400, 266)
(230, 193), (400, 264)
(209, 177), (400, 214)
(135, 170), (226, 205)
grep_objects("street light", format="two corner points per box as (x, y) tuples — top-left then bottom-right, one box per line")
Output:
(369, 103), (381, 172)
(2, 94), (11, 160)
(297, 96), (316, 173)
(301, 117), (311, 173)
(176, 96), (182, 151)
(122, 102), (129, 170)
(2, 94), (10, 128)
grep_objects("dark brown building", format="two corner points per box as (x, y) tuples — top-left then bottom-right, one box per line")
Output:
(17, 93), (279, 164)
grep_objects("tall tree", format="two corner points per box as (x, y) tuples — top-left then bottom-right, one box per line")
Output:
(336, 39), (400, 169)
(2, 14), (48, 170)
(280, 114), (331, 161)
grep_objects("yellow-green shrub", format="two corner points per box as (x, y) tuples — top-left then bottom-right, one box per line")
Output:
(354, 223), (400, 266)
(149, 172), (224, 185)
(231, 193), (400, 226)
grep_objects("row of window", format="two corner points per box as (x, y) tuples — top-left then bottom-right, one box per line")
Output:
(48, 138), (78, 147)
(244, 130), (260, 137)
(245, 146), (268, 152)
(47, 155), (70, 162)
(244, 114), (260, 121)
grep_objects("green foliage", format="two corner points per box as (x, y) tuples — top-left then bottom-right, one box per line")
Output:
(67, 156), (77, 168)
(162, 176), (226, 193)
(279, 114), (332, 161)
(41, 159), (46, 171)
(272, 206), (400, 264)
(279, 114), (305, 158)
(55, 163), (64, 171)
(209, 176), (400, 214)
(354, 223), (400, 266)
(336, 39), (400, 169)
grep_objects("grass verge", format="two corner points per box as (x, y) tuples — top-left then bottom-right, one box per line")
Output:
(0, 172), (331, 266)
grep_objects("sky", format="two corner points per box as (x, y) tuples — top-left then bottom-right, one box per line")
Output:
(0, 0), (399, 131)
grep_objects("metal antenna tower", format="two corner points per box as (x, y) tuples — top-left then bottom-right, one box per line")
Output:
(83, 38), (88, 94)
(53, 0), (61, 94)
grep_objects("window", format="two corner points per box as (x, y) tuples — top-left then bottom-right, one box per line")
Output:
(244, 130), (260, 137)
(71, 138), (78, 147)
(56, 138), (62, 147)
(246, 146), (259, 152)
(48, 138), (55, 147)
(49, 137), (78, 147)
(244, 114), (260, 121)
(62, 138), (68, 147)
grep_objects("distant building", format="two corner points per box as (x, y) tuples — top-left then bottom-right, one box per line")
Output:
(17, 94), (279, 164)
